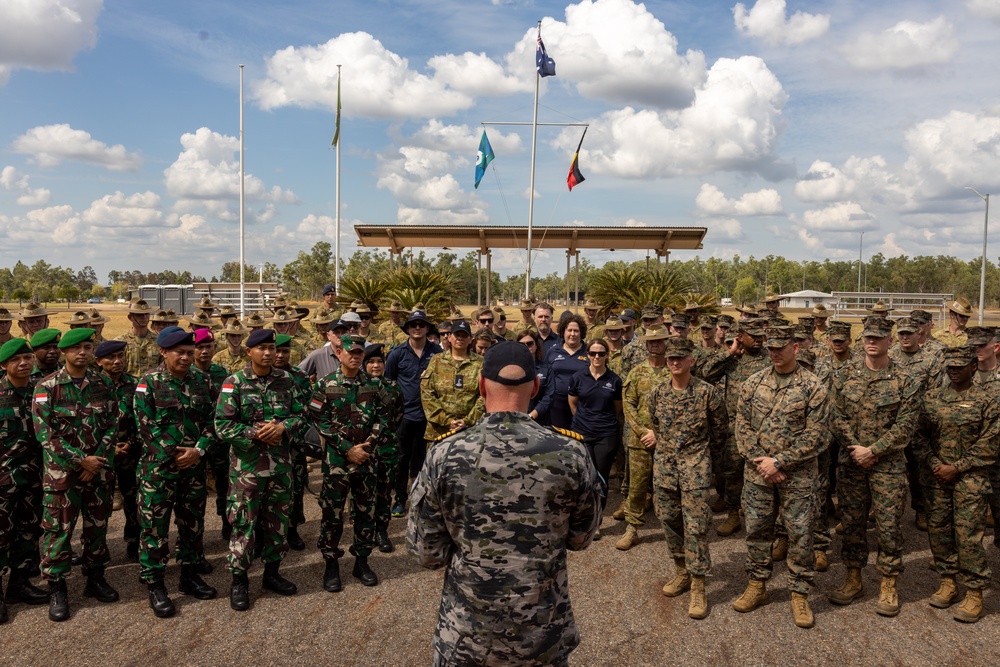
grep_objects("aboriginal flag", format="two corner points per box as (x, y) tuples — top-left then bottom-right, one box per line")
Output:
(567, 128), (587, 191)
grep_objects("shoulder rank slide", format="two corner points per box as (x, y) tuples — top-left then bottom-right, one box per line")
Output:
(433, 426), (467, 443)
(551, 426), (584, 441)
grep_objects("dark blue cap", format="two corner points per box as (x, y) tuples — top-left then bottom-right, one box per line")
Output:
(322, 284), (336, 295)
(246, 328), (276, 348)
(95, 340), (127, 358)
(620, 308), (637, 321)
(157, 327), (195, 349)
(451, 320), (472, 336)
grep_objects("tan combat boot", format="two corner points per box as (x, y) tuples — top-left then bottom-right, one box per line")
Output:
(732, 579), (769, 613)
(771, 536), (789, 561)
(688, 576), (708, 620)
(791, 592), (814, 628)
(615, 525), (639, 551)
(928, 577), (959, 609)
(662, 558), (691, 597)
(953, 589), (984, 623)
(814, 550), (829, 572)
(710, 494), (726, 513)
(717, 509), (742, 537)
(828, 567), (864, 605)
(915, 511), (928, 532)
(612, 500), (626, 521)
(112, 488), (123, 512)
(875, 575), (900, 617)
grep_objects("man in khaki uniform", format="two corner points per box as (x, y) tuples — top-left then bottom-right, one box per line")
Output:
(212, 320), (251, 373)
(17, 303), (49, 339)
(116, 299), (160, 378)
(934, 297), (973, 347)
(512, 299), (537, 337)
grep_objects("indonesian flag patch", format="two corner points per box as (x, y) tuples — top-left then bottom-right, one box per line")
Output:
(34, 390), (48, 403)
(136, 383), (148, 393)
(221, 384), (235, 394)
(309, 398), (323, 411)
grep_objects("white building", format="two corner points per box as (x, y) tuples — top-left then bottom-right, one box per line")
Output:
(777, 290), (835, 309)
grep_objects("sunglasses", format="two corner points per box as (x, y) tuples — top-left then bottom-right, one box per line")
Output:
(588, 351), (608, 358)
(409, 322), (428, 328)
(479, 318), (494, 324)
(360, 315), (371, 320)
(521, 340), (536, 347)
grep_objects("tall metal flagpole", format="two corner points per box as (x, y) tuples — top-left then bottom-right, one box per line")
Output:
(335, 64), (342, 293)
(525, 21), (541, 300)
(239, 64), (246, 316)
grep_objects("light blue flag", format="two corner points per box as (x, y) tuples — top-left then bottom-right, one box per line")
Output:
(474, 130), (495, 189)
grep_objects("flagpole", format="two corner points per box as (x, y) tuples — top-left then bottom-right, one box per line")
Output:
(525, 20), (541, 301)
(335, 64), (342, 293)
(239, 64), (246, 316)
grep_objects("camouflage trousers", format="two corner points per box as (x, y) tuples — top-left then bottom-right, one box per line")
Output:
(619, 422), (630, 495)
(374, 453), (400, 533)
(112, 451), (139, 545)
(774, 448), (832, 552)
(624, 446), (652, 526)
(318, 465), (376, 559)
(137, 467), (207, 582)
(204, 440), (231, 519)
(743, 479), (815, 594)
(927, 476), (992, 590)
(290, 445), (308, 528)
(904, 444), (928, 513)
(988, 460), (1000, 529)
(723, 430), (744, 510)
(653, 483), (711, 576)
(838, 459), (906, 575)
(40, 469), (112, 581)
(227, 471), (291, 574)
(0, 463), (42, 576)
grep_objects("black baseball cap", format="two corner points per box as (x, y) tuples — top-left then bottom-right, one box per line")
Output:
(481, 341), (536, 385)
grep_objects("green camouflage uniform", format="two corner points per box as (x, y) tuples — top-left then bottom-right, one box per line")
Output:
(692, 344), (725, 383)
(32, 368), (119, 581)
(0, 376), (42, 578)
(373, 376), (404, 534)
(406, 412), (602, 667)
(133, 366), (215, 582)
(934, 329), (968, 347)
(105, 371), (140, 550)
(921, 336), (947, 361)
(30, 363), (59, 384)
(890, 347), (943, 517)
(915, 384), (1000, 590)
(648, 377), (727, 576)
(618, 337), (648, 380)
(736, 365), (829, 593)
(195, 363), (232, 522)
(971, 366), (1000, 522)
(283, 364), (312, 531)
(310, 368), (382, 559)
(215, 366), (306, 574)
(830, 359), (920, 575)
(212, 347), (248, 374)
(512, 320), (537, 338)
(420, 351), (485, 442)
(117, 330), (161, 378)
(588, 323), (605, 341)
(622, 361), (671, 526)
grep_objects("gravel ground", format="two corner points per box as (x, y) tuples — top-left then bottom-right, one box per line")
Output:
(3, 470), (1000, 667)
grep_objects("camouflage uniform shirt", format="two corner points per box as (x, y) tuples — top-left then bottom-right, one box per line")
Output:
(648, 377), (728, 489)
(310, 368), (382, 473)
(212, 347), (248, 374)
(133, 366), (216, 475)
(117, 330), (162, 379)
(420, 351), (485, 442)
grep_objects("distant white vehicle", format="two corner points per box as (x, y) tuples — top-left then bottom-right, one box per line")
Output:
(720, 298), (733, 307)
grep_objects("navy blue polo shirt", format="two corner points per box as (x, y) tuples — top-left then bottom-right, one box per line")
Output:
(538, 329), (563, 355)
(385, 340), (443, 422)
(568, 368), (622, 438)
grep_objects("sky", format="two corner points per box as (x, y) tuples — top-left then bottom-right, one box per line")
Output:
(1, 0), (1000, 284)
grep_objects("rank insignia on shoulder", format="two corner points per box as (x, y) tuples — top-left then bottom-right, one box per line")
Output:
(433, 426), (466, 442)
(551, 426), (584, 441)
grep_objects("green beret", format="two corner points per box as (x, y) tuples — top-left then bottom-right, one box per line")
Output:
(275, 334), (293, 348)
(0, 338), (32, 365)
(57, 328), (96, 349)
(29, 328), (61, 348)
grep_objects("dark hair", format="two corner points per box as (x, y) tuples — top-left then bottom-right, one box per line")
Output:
(557, 313), (588, 340)
(534, 302), (554, 316)
(474, 330), (495, 344)
(517, 330), (544, 363)
(588, 338), (610, 354)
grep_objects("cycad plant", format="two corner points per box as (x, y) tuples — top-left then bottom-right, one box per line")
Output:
(587, 265), (695, 316)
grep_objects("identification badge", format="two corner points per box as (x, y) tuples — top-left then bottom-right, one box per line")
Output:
(454, 374), (464, 389)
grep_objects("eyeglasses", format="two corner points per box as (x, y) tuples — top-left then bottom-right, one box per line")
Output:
(521, 340), (536, 347)
(479, 318), (494, 324)
(360, 315), (371, 321)
(409, 322), (428, 329)
(588, 351), (608, 358)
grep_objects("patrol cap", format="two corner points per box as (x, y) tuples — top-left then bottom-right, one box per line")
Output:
(193, 329), (215, 345)
(861, 316), (893, 338)
(895, 317), (920, 334)
(738, 318), (767, 337)
(58, 328), (95, 349)
(827, 320), (852, 342)
(363, 344), (386, 365)
(602, 315), (625, 331)
(908, 310), (933, 324)
(340, 334), (365, 353)
(619, 308), (637, 322)
(698, 314), (719, 329)
(245, 329), (276, 348)
(341, 311), (362, 325)
(796, 349), (816, 367)
(942, 345), (977, 367)
(452, 320), (472, 336)
(717, 314), (735, 329)
(322, 284), (336, 296)
(95, 340), (127, 358)
(765, 325), (795, 349)
(0, 338), (31, 364)
(724, 329), (738, 344)
(793, 324), (812, 340)
(157, 327), (194, 349)
(30, 328), (61, 348)
(640, 324), (671, 341)
(663, 337), (694, 358)
(798, 316), (816, 329)
(481, 340), (535, 385)
(965, 326), (995, 346)
(640, 303), (664, 320)
(275, 334), (292, 348)
(670, 313), (691, 328)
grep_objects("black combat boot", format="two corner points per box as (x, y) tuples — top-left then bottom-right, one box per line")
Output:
(0, 579), (7, 623)
(83, 567), (119, 603)
(230, 572), (250, 611)
(125, 541), (139, 563)
(221, 517), (232, 542)
(70, 552), (83, 567)
(262, 561), (297, 596)
(48, 580), (70, 622)
(179, 565), (217, 600)
(6, 569), (50, 605)
(195, 559), (213, 575)
(147, 580), (176, 618)
(323, 559), (342, 593)
(375, 530), (394, 553)
(287, 526), (305, 551)
(352, 556), (379, 587)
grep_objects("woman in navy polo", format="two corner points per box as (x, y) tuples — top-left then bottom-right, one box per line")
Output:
(518, 330), (550, 423)
(542, 314), (589, 429)
(568, 338), (623, 495)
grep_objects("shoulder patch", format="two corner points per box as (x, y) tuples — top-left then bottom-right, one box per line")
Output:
(551, 426), (584, 441)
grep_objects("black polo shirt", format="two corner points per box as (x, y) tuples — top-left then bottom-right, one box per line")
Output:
(568, 368), (622, 438)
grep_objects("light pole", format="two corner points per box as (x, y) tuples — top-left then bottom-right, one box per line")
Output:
(967, 187), (990, 325)
(857, 231), (864, 293)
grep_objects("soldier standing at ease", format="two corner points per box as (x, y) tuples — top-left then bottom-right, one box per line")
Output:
(407, 341), (602, 667)
(648, 338), (727, 620)
(117, 299), (160, 378)
(512, 298), (537, 338)
(915, 346), (999, 623)
(420, 320), (484, 443)
(310, 335), (383, 592)
(133, 327), (218, 618)
(964, 327), (1000, 533)
(273, 334), (311, 551)
(935, 297), (973, 347)
(828, 316), (919, 617)
(191, 329), (232, 540)
(364, 344), (403, 553)
(32, 328), (120, 622)
(909, 309), (945, 360)
(215, 328), (306, 611)
(212, 319), (250, 373)
(732, 326), (829, 629)
(0, 339), (50, 622)
(29, 328), (62, 382)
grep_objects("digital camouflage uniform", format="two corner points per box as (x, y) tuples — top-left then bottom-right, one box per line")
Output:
(830, 359), (920, 575)
(133, 366), (215, 582)
(105, 370), (140, 550)
(736, 364), (829, 593)
(622, 361), (671, 526)
(618, 336), (649, 381)
(284, 364), (312, 531)
(310, 368), (382, 560)
(692, 344), (725, 382)
(915, 383), (1000, 590)
(0, 376), (42, 578)
(406, 412), (602, 667)
(890, 345), (943, 517)
(971, 366), (1000, 523)
(373, 376), (404, 534)
(195, 363), (232, 523)
(215, 366), (306, 574)
(212, 347), (248, 374)
(31, 368), (119, 581)
(117, 331), (161, 379)
(420, 351), (485, 442)
(648, 376), (727, 576)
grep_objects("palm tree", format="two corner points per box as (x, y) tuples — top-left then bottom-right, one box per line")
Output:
(586, 266), (695, 316)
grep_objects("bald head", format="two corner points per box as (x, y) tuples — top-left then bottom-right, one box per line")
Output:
(479, 373), (539, 413)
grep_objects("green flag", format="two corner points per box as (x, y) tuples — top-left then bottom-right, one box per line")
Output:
(331, 74), (341, 147)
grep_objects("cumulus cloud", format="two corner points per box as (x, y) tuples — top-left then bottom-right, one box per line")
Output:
(0, 204), (81, 245)
(709, 218), (745, 240)
(841, 16), (958, 71)
(10, 124), (141, 171)
(0, 165), (51, 206)
(0, 0), (102, 84)
(732, 0), (830, 46)
(696, 183), (782, 215)
(800, 201), (877, 232)
(794, 161), (855, 202)
(81, 191), (164, 227)
(903, 109), (1000, 195)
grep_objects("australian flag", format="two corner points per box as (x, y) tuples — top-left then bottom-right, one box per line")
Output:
(536, 36), (556, 77)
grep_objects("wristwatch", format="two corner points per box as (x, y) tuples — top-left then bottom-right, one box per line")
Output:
(772, 458), (782, 470)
